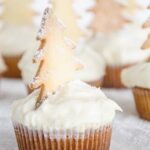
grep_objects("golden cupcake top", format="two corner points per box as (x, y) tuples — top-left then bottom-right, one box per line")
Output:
(30, 6), (81, 108)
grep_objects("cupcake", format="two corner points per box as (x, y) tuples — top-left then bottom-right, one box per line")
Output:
(0, 0), (48, 78)
(122, 62), (150, 120)
(12, 7), (121, 150)
(0, 52), (7, 77)
(12, 80), (121, 150)
(89, 0), (150, 88)
(121, 11), (150, 120)
(19, 0), (106, 93)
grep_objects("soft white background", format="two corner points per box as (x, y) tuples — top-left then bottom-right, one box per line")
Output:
(0, 79), (150, 150)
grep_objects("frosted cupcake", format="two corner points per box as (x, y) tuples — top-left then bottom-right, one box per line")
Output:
(122, 62), (150, 120)
(0, 53), (7, 77)
(89, 0), (150, 88)
(121, 12), (150, 120)
(12, 7), (121, 150)
(19, 0), (105, 92)
(12, 81), (121, 150)
(0, 0), (48, 78)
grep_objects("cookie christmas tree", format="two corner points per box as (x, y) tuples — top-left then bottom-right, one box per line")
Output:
(142, 10), (150, 50)
(2, 0), (33, 25)
(90, 0), (129, 33)
(0, 0), (4, 28)
(30, 6), (81, 108)
(52, 0), (82, 42)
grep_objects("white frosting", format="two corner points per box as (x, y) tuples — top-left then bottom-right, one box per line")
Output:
(121, 62), (150, 89)
(73, 0), (95, 34)
(88, 0), (150, 66)
(0, 24), (38, 56)
(90, 23), (150, 66)
(123, 3), (150, 26)
(0, 0), (48, 56)
(116, 0), (150, 9)
(0, 53), (7, 73)
(75, 42), (105, 82)
(12, 80), (121, 131)
(19, 41), (106, 84)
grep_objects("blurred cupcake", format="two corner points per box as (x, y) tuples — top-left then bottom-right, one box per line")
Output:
(0, 53), (7, 77)
(121, 9), (150, 120)
(122, 62), (150, 120)
(89, 0), (150, 88)
(91, 24), (150, 88)
(12, 80), (121, 150)
(0, 0), (48, 78)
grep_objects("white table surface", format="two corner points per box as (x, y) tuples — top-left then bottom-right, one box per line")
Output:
(0, 78), (150, 150)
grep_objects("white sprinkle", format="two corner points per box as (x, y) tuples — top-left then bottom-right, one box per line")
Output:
(33, 49), (44, 63)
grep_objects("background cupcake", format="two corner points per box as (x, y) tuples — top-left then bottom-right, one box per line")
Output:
(122, 62), (150, 120)
(0, 52), (7, 77)
(0, 0), (49, 78)
(121, 13), (150, 120)
(12, 7), (121, 150)
(89, 0), (150, 88)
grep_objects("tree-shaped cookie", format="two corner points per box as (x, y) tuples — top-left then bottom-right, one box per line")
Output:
(52, 0), (82, 42)
(30, 6), (81, 108)
(0, 0), (4, 28)
(2, 0), (33, 25)
(90, 0), (129, 33)
(142, 6), (150, 50)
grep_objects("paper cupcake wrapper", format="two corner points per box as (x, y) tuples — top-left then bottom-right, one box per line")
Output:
(103, 65), (130, 88)
(13, 123), (112, 150)
(3, 55), (22, 78)
(87, 78), (103, 88)
(133, 87), (150, 120)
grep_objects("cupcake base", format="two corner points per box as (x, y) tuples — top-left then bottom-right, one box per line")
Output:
(103, 65), (131, 88)
(133, 87), (150, 120)
(13, 123), (112, 150)
(87, 78), (103, 88)
(3, 55), (22, 78)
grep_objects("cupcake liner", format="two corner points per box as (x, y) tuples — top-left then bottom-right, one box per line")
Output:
(133, 87), (150, 120)
(103, 65), (131, 88)
(87, 78), (103, 88)
(3, 55), (22, 78)
(13, 123), (112, 150)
